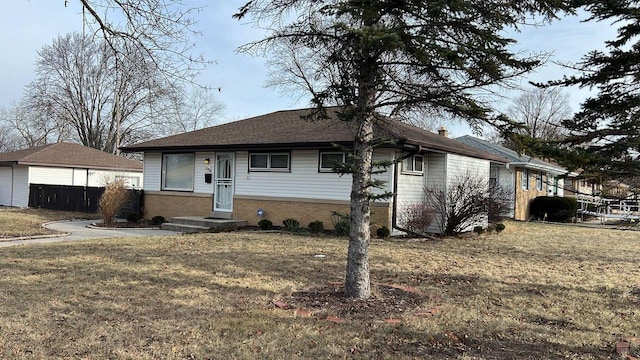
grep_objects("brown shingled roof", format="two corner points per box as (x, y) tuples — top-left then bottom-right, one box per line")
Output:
(0, 142), (143, 171)
(122, 107), (507, 163)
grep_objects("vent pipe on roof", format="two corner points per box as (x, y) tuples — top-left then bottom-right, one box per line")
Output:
(438, 126), (448, 137)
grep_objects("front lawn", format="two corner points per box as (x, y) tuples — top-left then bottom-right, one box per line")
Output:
(0, 208), (99, 239)
(0, 222), (637, 359)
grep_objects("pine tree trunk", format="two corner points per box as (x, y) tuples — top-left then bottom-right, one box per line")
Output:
(344, 111), (374, 299)
(344, 7), (377, 299)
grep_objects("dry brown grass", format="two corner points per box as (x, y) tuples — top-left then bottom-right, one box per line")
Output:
(0, 208), (99, 238)
(0, 221), (638, 359)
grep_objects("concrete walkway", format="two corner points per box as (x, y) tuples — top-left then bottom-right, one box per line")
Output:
(0, 220), (180, 248)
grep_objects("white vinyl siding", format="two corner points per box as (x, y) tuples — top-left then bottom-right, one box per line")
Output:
(447, 154), (490, 232)
(446, 154), (488, 180)
(143, 153), (162, 191)
(73, 168), (88, 186)
(426, 154), (446, 190)
(30, 167), (73, 185)
(11, 166), (29, 207)
(86, 169), (143, 188)
(494, 164), (515, 218)
(235, 149), (393, 201)
(396, 152), (428, 230)
(423, 154), (490, 234)
(194, 152), (215, 194)
(0, 167), (12, 206)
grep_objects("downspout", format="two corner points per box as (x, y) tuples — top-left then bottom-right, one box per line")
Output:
(10, 165), (14, 207)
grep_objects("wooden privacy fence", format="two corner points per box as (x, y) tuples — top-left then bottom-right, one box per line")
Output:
(28, 184), (143, 216)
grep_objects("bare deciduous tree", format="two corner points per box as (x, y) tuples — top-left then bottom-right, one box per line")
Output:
(157, 87), (225, 136)
(0, 102), (69, 151)
(488, 86), (571, 148)
(509, 86), (571, 140)
(76, 0), (207, 84)
(23, 33), (175, 153)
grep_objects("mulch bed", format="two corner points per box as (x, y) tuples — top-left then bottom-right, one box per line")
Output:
(277, 283), (438, 323)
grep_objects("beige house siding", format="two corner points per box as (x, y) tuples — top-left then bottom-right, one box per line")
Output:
(514, 167), (547, 220)
(143, 191), (212, 220)
(234, 195), (391, 231)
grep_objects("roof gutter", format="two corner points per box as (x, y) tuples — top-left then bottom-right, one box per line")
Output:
(508, 161), (569, 176)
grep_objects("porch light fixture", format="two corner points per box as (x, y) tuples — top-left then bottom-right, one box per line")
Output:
(204, 158), (210, 165)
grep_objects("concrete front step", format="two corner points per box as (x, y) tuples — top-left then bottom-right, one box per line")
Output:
(161, 223), (210, 233)
(161, 216), (248, 233)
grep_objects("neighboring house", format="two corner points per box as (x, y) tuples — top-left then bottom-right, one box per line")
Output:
(121, 107), (506, 234)
(0, 142), (143, 207)
(565, 177), (603, 198)
(456, 135), (572, 221)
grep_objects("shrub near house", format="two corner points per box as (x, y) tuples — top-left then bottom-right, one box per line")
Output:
(530, 196), (578, 222)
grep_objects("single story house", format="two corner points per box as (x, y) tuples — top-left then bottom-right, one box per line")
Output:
(0, 142), (143, 207)
(455, 135), (572, 221)
(121, 108), (507, 234)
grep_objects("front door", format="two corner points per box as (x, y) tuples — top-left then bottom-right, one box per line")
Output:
(214, 153), (234, 212)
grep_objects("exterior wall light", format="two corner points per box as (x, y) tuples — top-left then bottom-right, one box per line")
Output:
(204, 158), (210, 165)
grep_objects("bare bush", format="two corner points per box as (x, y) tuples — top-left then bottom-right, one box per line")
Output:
(99, 179), (130, 226)
(425, 173), (512, 236)
(488, 183), (514, 223)
(399, 202), (435, 234)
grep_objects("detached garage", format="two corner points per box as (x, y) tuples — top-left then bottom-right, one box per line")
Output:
(0, 142), (143, 207)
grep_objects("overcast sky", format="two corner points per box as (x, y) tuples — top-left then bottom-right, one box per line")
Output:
(0, 2), (618, 137)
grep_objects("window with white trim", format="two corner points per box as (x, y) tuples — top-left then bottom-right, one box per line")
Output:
(535, 172), (544, 191)
(521, 168), (530, 190)
(489, 166), (498, 188)
(319, 152), (347, 172)
(402, 154), (424, 175)
(162, 153), (194, 191)
(249, 152), (290, 171)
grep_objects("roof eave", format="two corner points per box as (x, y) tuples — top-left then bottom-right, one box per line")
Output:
(17, 161), (142, 172)
(509, 161), (568, 176)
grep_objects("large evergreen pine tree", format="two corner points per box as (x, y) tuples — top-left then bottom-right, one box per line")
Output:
(236, 0), (570, 299)
(537, 1), (640, 180)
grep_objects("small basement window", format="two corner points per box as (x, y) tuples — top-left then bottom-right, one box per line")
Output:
(402, 154), (424, 175)
(249, 152), (290, 171)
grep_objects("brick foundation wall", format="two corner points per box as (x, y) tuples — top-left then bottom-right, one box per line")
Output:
(234, 196), (391, 231)
(143, 191), (212, 220)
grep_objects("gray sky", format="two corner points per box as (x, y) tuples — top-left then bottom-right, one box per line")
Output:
(0, 2), (618, 137)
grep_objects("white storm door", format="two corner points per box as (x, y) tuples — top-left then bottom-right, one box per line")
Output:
(214, 153), (234, 212)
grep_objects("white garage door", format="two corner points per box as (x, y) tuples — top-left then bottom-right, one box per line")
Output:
(0, 167), (12, 206)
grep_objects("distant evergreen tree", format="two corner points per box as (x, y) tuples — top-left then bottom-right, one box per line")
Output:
(534, 1), (640, 181)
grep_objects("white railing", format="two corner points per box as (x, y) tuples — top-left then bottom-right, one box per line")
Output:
(576, 195), (640, 224)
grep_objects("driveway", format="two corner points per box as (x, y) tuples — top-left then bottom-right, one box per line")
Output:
(0, 220), (180, 248)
